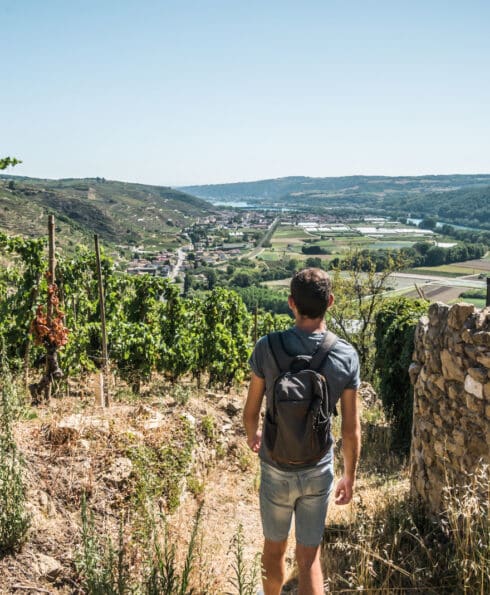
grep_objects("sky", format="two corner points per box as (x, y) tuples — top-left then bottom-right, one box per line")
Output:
(2, 0), (490, 186)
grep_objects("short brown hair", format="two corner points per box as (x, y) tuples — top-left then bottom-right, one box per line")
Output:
(290, 268), (332, 319)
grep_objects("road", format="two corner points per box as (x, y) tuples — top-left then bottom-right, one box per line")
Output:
(245, 216), (281, 259)
(390, 272), (486, 290)
(170, 245), (190, 280)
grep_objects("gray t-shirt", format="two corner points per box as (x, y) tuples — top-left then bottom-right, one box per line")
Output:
(249, 326), (360, 470)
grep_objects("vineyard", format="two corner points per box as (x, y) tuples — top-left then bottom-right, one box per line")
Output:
(0, 230), (291, 399)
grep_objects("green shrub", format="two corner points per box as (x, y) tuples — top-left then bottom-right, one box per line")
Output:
(374, 297), (427, 453)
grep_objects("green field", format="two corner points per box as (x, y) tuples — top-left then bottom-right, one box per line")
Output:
(410, 264), (487, 276)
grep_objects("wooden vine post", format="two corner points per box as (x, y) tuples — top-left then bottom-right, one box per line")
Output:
(44, 215), (56, 401)
(94, 234), (109, 407)
(29, 215), (68, 404)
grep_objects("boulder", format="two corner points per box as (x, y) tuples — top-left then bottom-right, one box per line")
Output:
(103, 457), (133, 484)
(35, 553), (62, 581)
(447, 303), (475, 329)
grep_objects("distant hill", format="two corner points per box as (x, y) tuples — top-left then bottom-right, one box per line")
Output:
(0, 176), (214, 253)
(181, 174), (490, 229)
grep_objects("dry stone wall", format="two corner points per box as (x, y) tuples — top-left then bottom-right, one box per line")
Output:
(409, 302), (490, 513)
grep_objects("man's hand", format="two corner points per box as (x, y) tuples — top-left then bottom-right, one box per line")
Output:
(247, 430), (262, 453)
(334, 476), (354, 505)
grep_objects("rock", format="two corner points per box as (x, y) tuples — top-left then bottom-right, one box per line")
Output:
(465, 393), (483, 414)
(467, 366), (487, 383)
(181, 412), (196, 426)
(35, 553), (62, 581)
(408, 362), (421, 385)
(440, 350), (464, 382)
(103, 457), (133, 484)
(143, 410), (165, 430)
(467, 437), (487, 458)
(453, 430), (465, 446)
(472, 332), (490, 347)
(428, 302), (449, 326)
(58, 414), (110, 436)
(476, 353), (490, 368)
(464, 375), (483, 399)
(133, 404), (154, 418)
(447, 303), (475, 329)
(224, 401), (242, 417)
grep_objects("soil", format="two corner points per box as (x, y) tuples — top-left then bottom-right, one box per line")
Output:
(0, 382), (381, 594)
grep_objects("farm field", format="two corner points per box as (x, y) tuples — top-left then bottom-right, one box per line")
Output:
(259, 222), (435, 264)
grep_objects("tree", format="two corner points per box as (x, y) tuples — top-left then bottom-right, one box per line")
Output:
(419, 217), (437, 230)
(327, 250), (407, 380)
(0, 157), (22, 170)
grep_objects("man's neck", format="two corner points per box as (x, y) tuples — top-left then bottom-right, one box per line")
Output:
(294, 317), (326, 334)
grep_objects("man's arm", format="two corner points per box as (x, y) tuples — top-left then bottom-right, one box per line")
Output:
(335, 388), (361, 505)
(243, 372), (266, 453)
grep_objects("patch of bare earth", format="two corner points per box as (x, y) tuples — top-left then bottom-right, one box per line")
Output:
(1, 382), (402, 594)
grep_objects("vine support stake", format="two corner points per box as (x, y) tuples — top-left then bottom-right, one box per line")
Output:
(94, 234), (109, 407)
(44, 215), (56, 402)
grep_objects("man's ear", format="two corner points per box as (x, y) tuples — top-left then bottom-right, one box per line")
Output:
(327, 293), (335, 308)
(288, 295), (295, 311)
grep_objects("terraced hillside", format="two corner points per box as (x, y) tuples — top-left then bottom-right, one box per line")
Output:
(0, 176), (215, 253)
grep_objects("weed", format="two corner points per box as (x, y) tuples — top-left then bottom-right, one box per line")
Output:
(228, 523), (261, 595)
(144, 504), (203, 595)
(170, 384), (192, 406)
(0, 362), (30, 557)
(129, 417), (196, 513)
(201, 414), (217, 443)
(237, 446), (254, 472)
(187, 476), (205, 497)
(76, 496), (131, 594)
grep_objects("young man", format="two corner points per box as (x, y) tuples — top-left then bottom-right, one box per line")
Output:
(243, 268), (361, 595)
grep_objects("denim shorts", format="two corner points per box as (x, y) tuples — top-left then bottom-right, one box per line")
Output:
(259, 453), (334, 547)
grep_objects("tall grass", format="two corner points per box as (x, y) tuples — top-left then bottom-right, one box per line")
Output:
(77, 497), (203, 594)
(442, 465), (490, 594)
(0, 360), (30, 556)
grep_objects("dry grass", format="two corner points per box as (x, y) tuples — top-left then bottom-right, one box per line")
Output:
(0, 377), (488, 594)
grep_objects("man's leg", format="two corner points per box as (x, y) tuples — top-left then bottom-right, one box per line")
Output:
(262, 538), (288, 595)
(295, 543), (323, 595)
(294, 456), (334, 594)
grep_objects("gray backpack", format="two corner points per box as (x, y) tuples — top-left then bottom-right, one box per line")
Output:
(264, 330), (338, 466)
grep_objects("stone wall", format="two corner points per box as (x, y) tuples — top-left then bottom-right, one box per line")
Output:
(409, 302), (490, 513)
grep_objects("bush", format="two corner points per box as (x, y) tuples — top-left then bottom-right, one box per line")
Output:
(374, 297), (428, 453)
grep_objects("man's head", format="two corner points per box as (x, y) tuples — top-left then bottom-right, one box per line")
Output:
(289, 268), (333, 319)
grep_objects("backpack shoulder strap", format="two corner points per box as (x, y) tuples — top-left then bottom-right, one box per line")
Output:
(309, 331), (338, 371)
(267, 332), (294, 375)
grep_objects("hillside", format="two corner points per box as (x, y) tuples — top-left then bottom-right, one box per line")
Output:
(0, 176), (215, 254)
(182, 174), (490, 229)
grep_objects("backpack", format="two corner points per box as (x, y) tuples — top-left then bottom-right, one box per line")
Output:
(264, 330), (338, 466)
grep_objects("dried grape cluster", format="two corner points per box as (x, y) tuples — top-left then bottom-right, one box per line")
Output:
(30, 283), (69, 348)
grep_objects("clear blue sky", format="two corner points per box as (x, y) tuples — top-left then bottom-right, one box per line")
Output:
(2, 0), (489, 185)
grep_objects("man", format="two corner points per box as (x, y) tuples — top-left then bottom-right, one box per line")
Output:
(243, 268), (361, 595)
